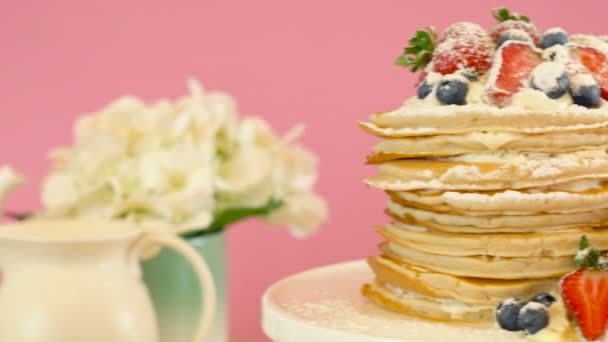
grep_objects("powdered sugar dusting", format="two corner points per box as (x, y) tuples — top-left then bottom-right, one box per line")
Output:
(570, 34), (608, 54)
(428, 22), (494, 75)
(277, 298), (522, 341)
(570, 73), (598, 92)
(531, 62), (567, 93)
(263, 260), (524, 342)
(520, 301), (546, 314)
(442, 188), (588, 205)
(501, 29), (532, 43)
(542, 45), (571, 64)
(545, 27), (567, 35)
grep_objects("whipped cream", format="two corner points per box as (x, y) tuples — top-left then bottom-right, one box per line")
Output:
(385, 284), (493, 318)
(465, 132), (522, 150)
(407, 79), (605, 111)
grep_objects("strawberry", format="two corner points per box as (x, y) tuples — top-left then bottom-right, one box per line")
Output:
(560, 236), (608, 341)
(485, 42), (542, 106)
(561, 269), (608, 341)
(431, 25), (494, 75)
(490, 20), (540, 46)
(416, 71), (428, 87)
(442, 22), (487, 41)
(572, 47), (608, 100)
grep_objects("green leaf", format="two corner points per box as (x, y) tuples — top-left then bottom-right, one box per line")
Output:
(575, 247), (600, 269)
(580, 235), (590, 250)
(395, 27), (437, 73)
(575, 235), (602, 269)
(395, 55), (411, 67)
(182, 198), (284, 238)
(492, 7), (530, 22)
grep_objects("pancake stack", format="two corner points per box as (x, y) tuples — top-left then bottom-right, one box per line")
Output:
(357, 10), (608, 334)
(360, 106), (608, 323)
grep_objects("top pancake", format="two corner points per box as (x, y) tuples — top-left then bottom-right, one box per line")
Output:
(360, 105), (608, 137)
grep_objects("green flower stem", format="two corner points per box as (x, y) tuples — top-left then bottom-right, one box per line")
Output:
(6, 197), (283, 238)
(181, 198), (283, 239)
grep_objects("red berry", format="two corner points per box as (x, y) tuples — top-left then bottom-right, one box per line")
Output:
(442, 22), (487, 41)
(431, 28), (494, 75)
(572, 47), (608, 100)
(416, 71), (428, 87)
(490, 20), (540, 46)
(561, 268), (608, 341)
(485, 42), (542, 107)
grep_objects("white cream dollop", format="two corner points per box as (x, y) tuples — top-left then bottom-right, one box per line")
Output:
(511, 88), (573, 110)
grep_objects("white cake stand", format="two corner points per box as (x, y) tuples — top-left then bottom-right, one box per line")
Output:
(262, 260), (523, 342)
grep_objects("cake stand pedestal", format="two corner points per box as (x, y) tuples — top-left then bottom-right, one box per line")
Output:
(262, 260), (521, 342)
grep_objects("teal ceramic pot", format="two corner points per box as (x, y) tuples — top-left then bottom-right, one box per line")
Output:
(142, 231), (227, 342)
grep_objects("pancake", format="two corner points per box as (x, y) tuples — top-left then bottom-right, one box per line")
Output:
(368, 256), (558, 306)
(367, 150), (608, 191)
(389, 210), (592, 233)
(387, 200), (608, 231)
(360, 105), (608, 137)
(368, 131), (608, 163)
(388, 188), (608, 216)
(378, 223), (608, 257)
(362, 281), (496, 322)
(388, 180), (608, 215)
(382, 242), (574, 279)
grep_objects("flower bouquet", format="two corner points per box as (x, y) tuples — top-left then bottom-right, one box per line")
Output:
(1, 80), (327, 341)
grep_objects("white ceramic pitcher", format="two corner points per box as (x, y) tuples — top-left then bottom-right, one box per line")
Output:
(0, 219), (216, 342)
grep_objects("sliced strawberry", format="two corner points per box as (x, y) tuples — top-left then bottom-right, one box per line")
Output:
(489, 20), (540, 46)
(572, 47), (608, 100)
(561, 268), (608, 341)
(485, 42), (542, 106)
(431, 30), (494, 75)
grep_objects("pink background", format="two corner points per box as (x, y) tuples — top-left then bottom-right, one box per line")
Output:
(2, 0), (608, 339)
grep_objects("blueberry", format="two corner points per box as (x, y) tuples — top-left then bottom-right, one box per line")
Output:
(572, 84), (601, 107)
(528, 293), (556, 307)
(570, 73), (601, 108)
(497, 29), (532, 48)
(496, 297), (524, 332)
(531, 62), (570, 99)
(541, 28), (568, 49)
(518, 302), (549, 335)
(436, 76), (468, 105)
(417, 80), (433, 99)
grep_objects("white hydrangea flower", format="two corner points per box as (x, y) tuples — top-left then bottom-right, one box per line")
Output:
(263, 191), (328, 238)
(0, 166), (25, 213)
(42, 80), (327, 236)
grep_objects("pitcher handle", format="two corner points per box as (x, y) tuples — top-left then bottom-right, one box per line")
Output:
(129, 231), (216, 342)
